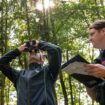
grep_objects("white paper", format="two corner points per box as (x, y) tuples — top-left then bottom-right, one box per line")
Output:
(63, 61), (88, 75)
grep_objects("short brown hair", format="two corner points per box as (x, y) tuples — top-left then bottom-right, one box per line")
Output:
(89, 20), (105, 30)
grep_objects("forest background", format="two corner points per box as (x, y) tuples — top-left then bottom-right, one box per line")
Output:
(0, 0), (104, 105)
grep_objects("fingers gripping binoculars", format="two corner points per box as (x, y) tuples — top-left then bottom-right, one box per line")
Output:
(24, 40), (39, 53)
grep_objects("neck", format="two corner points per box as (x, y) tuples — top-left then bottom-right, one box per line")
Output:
(100, 40), (105, 50)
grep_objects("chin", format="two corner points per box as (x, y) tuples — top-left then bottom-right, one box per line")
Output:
(92, 44), (98, 48)
(93, 46), (98, 49)
(93, 45), (102, 49)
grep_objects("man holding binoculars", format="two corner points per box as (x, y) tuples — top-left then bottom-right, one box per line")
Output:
(0, 40), (61, 105)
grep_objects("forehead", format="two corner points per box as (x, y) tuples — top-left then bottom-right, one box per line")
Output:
(89, 28), (97, 33)
(89, 28), (99, 35)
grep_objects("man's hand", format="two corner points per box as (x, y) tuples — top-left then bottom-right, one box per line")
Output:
(18, 43), (27, 52)
(85, 64), (105, 78)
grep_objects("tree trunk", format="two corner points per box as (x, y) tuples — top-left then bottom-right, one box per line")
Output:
(69, 76), (74, 105)
(59, 71), (68, 105)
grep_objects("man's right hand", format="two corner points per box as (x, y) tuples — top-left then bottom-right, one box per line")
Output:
(18, 43), (27, 52)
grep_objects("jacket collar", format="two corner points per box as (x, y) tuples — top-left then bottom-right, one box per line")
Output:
(28, 62), (42, 70)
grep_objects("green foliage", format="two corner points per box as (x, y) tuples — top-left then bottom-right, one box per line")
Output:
(0, 0), (104, 105)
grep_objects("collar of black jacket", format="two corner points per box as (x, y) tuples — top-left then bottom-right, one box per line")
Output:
(28, 62), (43, 70)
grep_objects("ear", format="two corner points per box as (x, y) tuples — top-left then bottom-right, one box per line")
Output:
(39, 54), (45, 64)
(41, 55), (46, 62)
(102, 28), (105, 35)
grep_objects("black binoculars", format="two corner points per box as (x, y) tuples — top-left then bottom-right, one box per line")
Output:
(24, 40), (39, 53)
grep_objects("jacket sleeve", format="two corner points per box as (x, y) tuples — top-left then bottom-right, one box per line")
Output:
(93, 57), (101, 64)
(38, 41), (62, 81)
(0, 48), (21, 84)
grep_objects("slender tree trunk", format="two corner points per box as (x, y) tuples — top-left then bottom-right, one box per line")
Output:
(5, 81), (10, 105)
(69, 76), (74, 105)
(59, 71), (68, 105)
(25, 0), (31, 40)
(0, 0), (5, 104)
(0, 75), (5, 105)
(0, 0), (9, 104)
(94, 0), (102, 19)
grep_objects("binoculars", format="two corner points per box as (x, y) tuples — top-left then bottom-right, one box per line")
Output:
(24, 40), (39, 53)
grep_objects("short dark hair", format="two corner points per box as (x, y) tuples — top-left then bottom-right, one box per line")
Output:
(89, 20), (105, 30)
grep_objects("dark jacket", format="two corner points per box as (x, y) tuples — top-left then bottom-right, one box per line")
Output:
(0, 41), (61, 105)
(93, 50), (105, 105)
(94, 50), (105, 65)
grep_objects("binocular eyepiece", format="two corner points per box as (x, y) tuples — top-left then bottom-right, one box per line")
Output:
(24, 40), (39, 53)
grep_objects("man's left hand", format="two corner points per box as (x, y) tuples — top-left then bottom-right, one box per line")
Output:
(85, 64), (105, 78)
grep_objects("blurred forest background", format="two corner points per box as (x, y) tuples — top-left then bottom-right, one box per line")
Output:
(0, 0), (104, 105)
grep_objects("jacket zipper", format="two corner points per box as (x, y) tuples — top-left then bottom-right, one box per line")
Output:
(27, 72), (30, 105)
(44, 68), (48, 105)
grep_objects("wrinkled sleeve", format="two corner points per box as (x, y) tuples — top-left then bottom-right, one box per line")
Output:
(0, 48), (21, 84)
(38, 41), (62, 82)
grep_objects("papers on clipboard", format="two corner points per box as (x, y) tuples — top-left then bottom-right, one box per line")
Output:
(62, 54), (104, 88)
